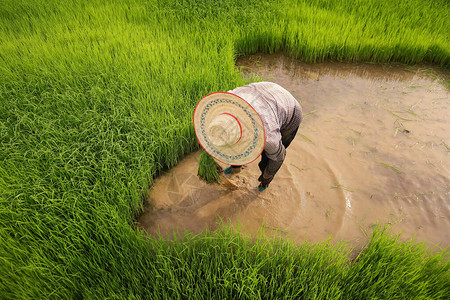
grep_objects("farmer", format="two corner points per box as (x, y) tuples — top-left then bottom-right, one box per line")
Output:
(193, 82), (302, 191)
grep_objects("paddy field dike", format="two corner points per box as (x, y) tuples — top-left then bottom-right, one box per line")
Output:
(1, 0), (449, 299)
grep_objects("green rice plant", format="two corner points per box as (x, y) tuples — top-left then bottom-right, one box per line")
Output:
(441, 140), (450, 153)
(303, 110), (318, 119)
(331, 183), (354, 192)
(376, 161), (404, 174)
(387, 109), (418, 121)
(326, 146), (338, 151)
(300, 134), (313, 143)
(198, 151), (220, 183)
(139, 225), (449, 299)
(342, 226), (450, 299)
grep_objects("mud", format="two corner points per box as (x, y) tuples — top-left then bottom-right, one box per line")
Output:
(138, 54), (449, 249)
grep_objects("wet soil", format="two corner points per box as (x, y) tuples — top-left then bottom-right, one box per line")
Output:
(138, 54), (449, 249)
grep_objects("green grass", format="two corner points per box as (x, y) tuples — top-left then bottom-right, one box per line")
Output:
(198, 151), (220, 183)
(0, 0), (449, 298)
(128, 226), (450, 299)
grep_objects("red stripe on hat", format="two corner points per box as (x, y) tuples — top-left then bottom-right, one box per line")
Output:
(193, 91), (266, 166)
(219, 112), (242, 144)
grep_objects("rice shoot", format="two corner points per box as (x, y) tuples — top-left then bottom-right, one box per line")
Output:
(198, 151), (221, 183)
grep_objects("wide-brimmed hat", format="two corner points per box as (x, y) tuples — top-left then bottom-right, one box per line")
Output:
(193, 92), (265, 165)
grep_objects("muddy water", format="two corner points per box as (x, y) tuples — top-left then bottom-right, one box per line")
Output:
(139, 54), (449, 248)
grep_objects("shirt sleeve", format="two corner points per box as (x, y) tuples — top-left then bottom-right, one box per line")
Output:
(263, 134), (286, 179)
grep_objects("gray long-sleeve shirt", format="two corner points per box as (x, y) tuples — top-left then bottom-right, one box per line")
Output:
(228, 82), (302, 178)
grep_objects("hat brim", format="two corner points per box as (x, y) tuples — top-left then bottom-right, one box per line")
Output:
(193, 92), (265, 165)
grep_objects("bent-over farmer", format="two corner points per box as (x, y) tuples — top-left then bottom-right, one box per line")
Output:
(193, 82), (302, 191)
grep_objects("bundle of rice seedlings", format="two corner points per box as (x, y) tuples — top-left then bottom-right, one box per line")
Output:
(198, 151), (221, 183)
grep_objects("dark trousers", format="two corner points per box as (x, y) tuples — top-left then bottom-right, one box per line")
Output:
(257, 124), (299, 174)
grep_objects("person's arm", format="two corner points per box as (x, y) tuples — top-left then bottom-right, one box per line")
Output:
(258, 128), (286, 188)
(263, 139), (286, 178)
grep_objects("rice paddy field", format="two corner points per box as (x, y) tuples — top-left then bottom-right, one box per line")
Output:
(1, 0), (449, 298)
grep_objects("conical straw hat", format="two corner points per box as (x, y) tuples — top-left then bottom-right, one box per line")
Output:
(193, 92), (265, 165)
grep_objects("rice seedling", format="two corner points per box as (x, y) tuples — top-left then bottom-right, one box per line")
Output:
(441, 140), (450, 153)
(300, 134), (313, 143)
(387, 109), (415, 121)
(303, 110), (318, 119)
(346, 136), (359, 147)
(143, 225), (450, 299)
(376, 161), (404, 174)
(198, 151), (221, 183)
(331, 184), (354, 192)
(342, 226), (450, 299)
(394, 119), (410, 137)
(347, 127), (363, 136)
(289, 163), (307, 172)
(325, 208), (335, 218)
(396, 109), (421, 119)
(443, 79), (450, 89)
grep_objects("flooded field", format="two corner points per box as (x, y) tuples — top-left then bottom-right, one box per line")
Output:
(139, 54), (449, 248)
